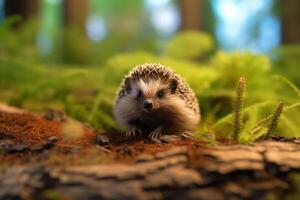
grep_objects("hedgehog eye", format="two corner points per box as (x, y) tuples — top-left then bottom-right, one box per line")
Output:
(156, 90), (164, 98)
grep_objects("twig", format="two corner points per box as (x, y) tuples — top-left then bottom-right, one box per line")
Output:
(95, 144), (112, 153)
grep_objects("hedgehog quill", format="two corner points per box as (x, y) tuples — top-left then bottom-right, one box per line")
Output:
(114, 63), (200, 140)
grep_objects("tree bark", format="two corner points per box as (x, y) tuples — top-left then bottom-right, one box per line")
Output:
(179, 0), (202, 30)
(63, 0), (88, 34)
(2, 140), (300, 200)
(280, 0), (300, 44)
(4, 0), (38, 27)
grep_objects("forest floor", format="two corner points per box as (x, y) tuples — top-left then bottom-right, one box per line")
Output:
(1, 103), (300, 200)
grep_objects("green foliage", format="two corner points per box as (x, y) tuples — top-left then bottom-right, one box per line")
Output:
(106, 52), (219, 92)
(59, 29), (93, 64)
(273, 45), (300, 85)
(198, 51), (277, 139)
(165, 31), (214, 60)
(285, 173), (300, 200)
(214, 75), (299, 143)
(273, 74), (300, 97)
(210, 51), (270, 87)
(0, 26), (299, 141)
(264, 102), (284, 139)
(42, 189), (64, 200)
(225, 77), (284, 143)
(0, 17), (39, 60)
(215, 101), (276, 129)
(90, 0), (143, 17)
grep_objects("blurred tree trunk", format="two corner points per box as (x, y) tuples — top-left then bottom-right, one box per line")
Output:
(63, 0), (88, 34)
(25, 0), (38, 17)
(280, 0), (300, 44)
(4, 0), (38, 26)
(179, 0), (202, 30)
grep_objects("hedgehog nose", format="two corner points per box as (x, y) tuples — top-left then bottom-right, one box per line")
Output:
(143, 100), (153, 109)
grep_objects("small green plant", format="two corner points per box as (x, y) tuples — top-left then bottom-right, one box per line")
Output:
(230, 77), (292, 143)
(251, 102), (300, 138)
(264, 102), (284, 139)
(232, 77), (246, 142)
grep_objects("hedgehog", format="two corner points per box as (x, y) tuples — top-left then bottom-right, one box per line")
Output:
(113, 63), (200, 140)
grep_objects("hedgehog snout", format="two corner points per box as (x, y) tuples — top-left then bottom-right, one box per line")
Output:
(143, 100), (153, 110)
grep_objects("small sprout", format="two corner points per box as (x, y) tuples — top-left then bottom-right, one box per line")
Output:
(264, 102), (284, 139)
(233, 77), (246, 142)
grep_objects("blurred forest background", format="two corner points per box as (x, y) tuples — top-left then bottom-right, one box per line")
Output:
(0, 0), (299, 142)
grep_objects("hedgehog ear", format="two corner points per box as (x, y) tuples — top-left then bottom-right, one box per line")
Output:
(124, 77), (132, 93)
(169, 79), (178, 93)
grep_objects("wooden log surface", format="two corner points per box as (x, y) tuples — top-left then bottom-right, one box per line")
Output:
(1, 140), (300, 200)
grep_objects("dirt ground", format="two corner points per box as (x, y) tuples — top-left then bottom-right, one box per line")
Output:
(0, 108), (204, 166)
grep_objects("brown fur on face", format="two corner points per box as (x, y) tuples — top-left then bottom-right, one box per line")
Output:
(135, 79), (174, 111)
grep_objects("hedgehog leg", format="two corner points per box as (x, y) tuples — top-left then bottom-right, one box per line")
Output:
(126, 127), (142, 137)
(149, 126), (162, 141)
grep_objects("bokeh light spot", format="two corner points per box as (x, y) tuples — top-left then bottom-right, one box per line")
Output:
(212, 0), (280, 53)
(86, 15), (107, 42)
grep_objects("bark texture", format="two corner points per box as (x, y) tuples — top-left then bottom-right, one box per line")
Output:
(2, 140), (300, 200)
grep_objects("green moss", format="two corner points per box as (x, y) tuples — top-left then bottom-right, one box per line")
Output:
(210, 51), (270, 87)
(165, 31), (214, 60)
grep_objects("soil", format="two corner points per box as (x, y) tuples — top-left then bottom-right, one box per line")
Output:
(0, 110), (95, 165)
(0, 108), (204, 166)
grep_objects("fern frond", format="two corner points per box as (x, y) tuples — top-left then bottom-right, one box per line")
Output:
(273, 75), (300, 98)
(240, 128), (268, 144)
(214, 101), (275, 128)
(252, 102), (300, 131)
(284, 102), (300, 111)
(88, 91), (103, 123)
(280, 114), (299, 138)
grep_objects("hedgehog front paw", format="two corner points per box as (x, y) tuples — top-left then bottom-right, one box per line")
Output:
(149, 127), (162, 141)
(126, 128), (142, 137)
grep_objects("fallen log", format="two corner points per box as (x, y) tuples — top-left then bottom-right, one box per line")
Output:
(1, 140), (300, 200)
